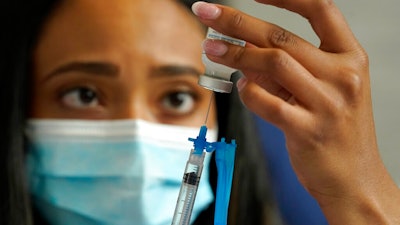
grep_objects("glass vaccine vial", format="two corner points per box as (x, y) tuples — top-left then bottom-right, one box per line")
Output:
(199, 28), (246, 93)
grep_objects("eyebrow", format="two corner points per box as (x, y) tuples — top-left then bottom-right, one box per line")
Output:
(42, 61), (201, 82)
(153, 65), (202, 77)
(43, 61), (119, 82)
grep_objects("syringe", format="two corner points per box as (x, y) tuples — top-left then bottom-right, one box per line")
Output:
(171, 149), (205, 225)
(171, 124), (237, 225)
(171, 126), (209, 225)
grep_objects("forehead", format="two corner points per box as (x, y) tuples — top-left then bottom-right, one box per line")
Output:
(34, 0), (205, 74)
(47, 0), (200, 28)
(46, 0), (203, 43)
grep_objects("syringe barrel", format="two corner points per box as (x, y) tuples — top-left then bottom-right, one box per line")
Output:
(171, 149), (205, 225)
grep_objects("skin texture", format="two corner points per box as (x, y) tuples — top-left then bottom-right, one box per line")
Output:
(31, 0), (216, 129)
(192, 1), (400, 224)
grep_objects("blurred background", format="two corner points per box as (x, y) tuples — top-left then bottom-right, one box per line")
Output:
(224, 0), (400, 184)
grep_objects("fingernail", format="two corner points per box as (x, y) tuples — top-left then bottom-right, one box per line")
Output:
(202, 39), (228, 56)
(192, 1), (221, 20)
(236, 77), (248, 92)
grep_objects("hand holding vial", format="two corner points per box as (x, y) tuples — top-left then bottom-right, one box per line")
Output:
(192, 1), (400, 224)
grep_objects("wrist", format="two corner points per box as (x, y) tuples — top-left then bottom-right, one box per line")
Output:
(314, 168), (400, 225)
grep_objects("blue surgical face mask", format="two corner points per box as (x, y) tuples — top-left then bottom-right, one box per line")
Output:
(25, 119), (217, 225)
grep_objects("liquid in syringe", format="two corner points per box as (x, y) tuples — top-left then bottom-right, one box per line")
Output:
(171, 148), (205, 225)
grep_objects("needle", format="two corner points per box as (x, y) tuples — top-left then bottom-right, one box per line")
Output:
(204, 91), (214, 126)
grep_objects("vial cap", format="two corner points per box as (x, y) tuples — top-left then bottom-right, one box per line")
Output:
(198, 75), (233, 93)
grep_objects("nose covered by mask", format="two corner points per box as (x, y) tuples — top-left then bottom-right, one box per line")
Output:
(25, 119), (216, 225)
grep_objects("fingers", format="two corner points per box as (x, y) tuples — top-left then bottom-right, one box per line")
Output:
(192, 1), (359, 54)
(192, 2), (316, 51)
(203, 39), (325, 108)
(191, 1), (336, 79)
(236, 78), (311, 131)
(237, 78), (291, 126)
(255, 0), (358, 52)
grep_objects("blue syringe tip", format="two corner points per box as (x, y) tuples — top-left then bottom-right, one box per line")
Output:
(199, 125), (207, 138)
(189, 125), (209, 154)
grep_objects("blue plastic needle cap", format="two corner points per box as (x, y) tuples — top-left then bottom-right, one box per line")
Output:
(214, 139), (236, 225)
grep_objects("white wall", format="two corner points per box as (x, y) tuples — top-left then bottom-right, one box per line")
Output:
(224, 0), (400, 184)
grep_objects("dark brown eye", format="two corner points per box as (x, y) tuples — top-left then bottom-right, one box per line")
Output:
(61, 87), (99, 109)
(161, 91), (196, 115)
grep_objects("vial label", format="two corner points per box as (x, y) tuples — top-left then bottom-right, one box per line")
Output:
(206, 28), (246, 47)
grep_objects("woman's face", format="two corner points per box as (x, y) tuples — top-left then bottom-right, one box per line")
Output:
(31, 0), (216, 128)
